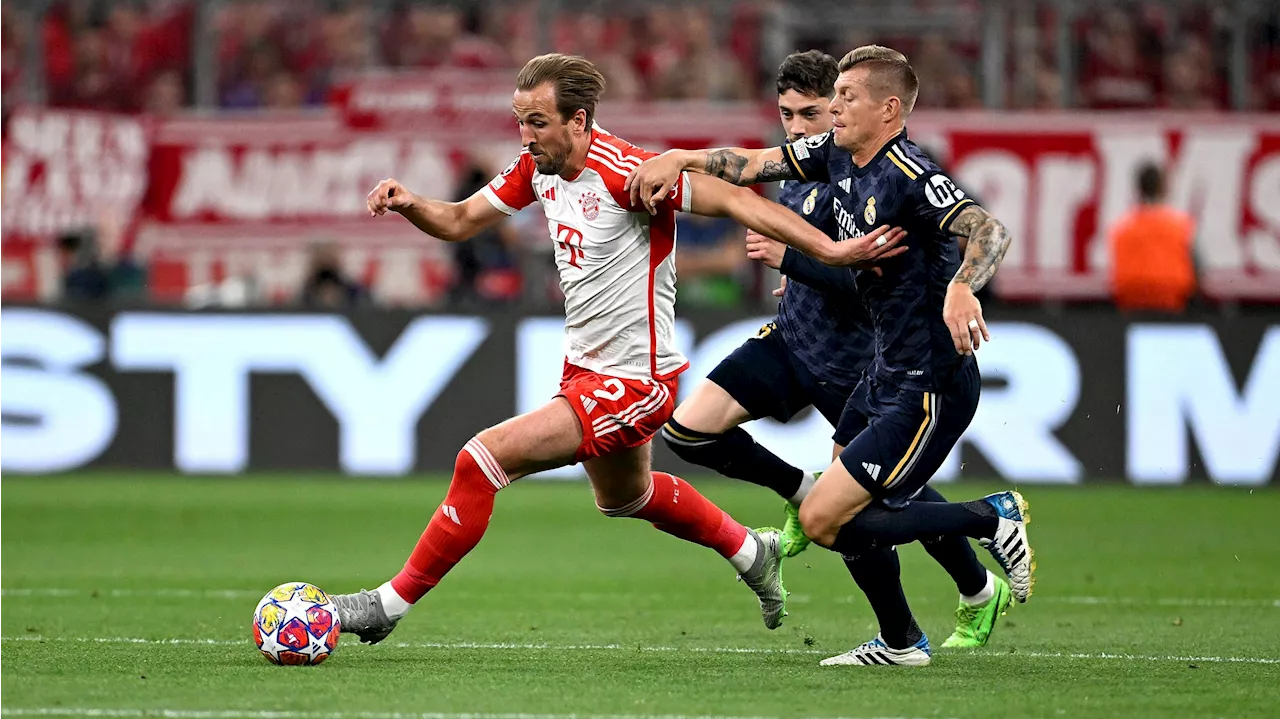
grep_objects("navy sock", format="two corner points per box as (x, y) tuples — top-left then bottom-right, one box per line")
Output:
(832, 499), (998, 556)
(661, 419), (805, 500)
(843, 547), (923, 650)
(915, 485), (988, 597)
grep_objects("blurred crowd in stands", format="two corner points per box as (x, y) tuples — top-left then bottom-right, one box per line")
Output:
(4, 0), (1278, 115)
(4, 0), (1273, 311)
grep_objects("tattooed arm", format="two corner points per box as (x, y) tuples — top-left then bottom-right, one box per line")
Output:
(947, 205), (1012, 292)
(625, 147), (796, 213)
(941, 204), (1013, 355)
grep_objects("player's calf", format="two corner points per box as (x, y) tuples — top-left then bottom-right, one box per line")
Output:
(661, 420), (811, 504)
(597, 469), (788, 629)
(334, 438), (509, 643)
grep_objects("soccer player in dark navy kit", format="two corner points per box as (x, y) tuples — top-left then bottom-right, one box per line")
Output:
(661, 49), (1013, 653)
(628, 45), (1035, 667)
(660, 51), (873, 550)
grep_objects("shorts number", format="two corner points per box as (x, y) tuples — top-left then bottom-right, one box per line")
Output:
(593, 379), (625, 401)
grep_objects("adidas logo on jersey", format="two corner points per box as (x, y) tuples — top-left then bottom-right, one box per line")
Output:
(542, 187), (557, 201)
(862, 462), (882, 481)
(839, 178), (852, 193)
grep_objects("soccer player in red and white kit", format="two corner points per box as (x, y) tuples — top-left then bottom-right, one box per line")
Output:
(330, 54), (904, 644)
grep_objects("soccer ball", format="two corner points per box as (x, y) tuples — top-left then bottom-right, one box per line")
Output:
(252, 582), (341, 665)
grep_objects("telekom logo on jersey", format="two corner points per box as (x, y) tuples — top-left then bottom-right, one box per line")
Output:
(555, 223), (586, 268)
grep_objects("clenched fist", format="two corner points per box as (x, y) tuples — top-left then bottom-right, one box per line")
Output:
(367, 178), (418, 217)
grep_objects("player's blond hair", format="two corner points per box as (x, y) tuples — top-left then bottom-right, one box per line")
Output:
(516, 53), (607, 129)
(837, 45), (919, 115)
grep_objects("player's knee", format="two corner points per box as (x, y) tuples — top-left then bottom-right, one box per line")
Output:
(454, 438), (509, 492)
(660, 418), (721, 463)
(798, 501), (840, 548)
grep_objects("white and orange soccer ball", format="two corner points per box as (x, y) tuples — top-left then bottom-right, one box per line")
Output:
(252, 582), (341, 665)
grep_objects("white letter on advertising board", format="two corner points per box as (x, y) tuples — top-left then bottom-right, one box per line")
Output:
(0, 309), (118, 472)
(1127, 325), (1280, 485)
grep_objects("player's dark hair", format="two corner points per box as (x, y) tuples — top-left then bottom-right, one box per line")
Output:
(838, 45), (920, 115)
(1137, 162), (1165, 203)
(516, 53), (607, 129)
(776, 50), (839, 98)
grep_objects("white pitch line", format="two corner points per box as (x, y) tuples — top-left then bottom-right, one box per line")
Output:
(3, 635), (1278, 665)
(5, 588), (1278, 609)
(0, 588), (262, 600)
(0, 708), (934, 719)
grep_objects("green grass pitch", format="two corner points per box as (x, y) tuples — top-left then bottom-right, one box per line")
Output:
(2, 474), (1278, 719)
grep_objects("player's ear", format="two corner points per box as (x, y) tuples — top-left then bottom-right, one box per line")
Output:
(884, 95), (901, 123)
(569, 108), (590, 135)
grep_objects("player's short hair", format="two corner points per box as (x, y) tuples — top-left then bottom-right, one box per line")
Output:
(837, 45), (920, 115)
(1137, 162), (1165, 202)
(516, 53), (607, 129)
(776, 50), (839, 98)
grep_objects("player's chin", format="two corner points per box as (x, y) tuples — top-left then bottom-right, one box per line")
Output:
(533, 157), (562, 175)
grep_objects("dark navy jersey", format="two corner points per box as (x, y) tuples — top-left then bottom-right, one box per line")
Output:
(774, 178), (874, 392)
(780, 129), (977, 391)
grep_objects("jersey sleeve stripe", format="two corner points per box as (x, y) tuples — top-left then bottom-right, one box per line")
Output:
(783, 144), (809, 181)
(481, 185), (519, 215)
(891, 144), (926, 174)
(592, 140), (644, 166)
(680, 172), (692, 213)
(885, 151), (919, 180)
(587, 151), (638, 179)
(938, 197), (975, 231)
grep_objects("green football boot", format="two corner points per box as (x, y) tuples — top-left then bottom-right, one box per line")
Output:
(780, 471), (820, 558)
(781, 501), (810, 558)
(940, 575), (1013, 648)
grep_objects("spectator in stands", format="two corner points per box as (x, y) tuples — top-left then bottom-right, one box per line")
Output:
(143, 69), (185, 114)
(448, 159), (522, 306)
(1033, 60), (1066, 109)
(674, 215), (749, 308)
(1108, 162), (1196, 314)
(1163, 37), (1218, 109)
(382, 2), (507, 70)
(56, 215), (148, 302)
(1081, 9), (1157, 109)
(301, 240), (365, 308)
(58, 230), (111, 301)
(655, 6), (751, 101)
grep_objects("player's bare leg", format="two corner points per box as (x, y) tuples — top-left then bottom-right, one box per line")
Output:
(332, 399), (582, 644)
(661, 379), (815, 556)
(588, 442), (788, 629)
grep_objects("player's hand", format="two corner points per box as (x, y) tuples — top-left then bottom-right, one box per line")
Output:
(624, 150), (686, 215)
(943, 282), (990, 355)
(772, 275), (788, 298)
(367, 178), (417, 217)
(819, 225), (908, 267)
(744, 230), (786, 270)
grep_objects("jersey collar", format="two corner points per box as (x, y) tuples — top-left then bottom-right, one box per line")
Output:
(851, 129), (909, 178)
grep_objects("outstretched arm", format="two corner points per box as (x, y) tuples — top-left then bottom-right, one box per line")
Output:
(626, 147), (797, 213)
(941, 204), (1014, 355)
(367, 178), (506, 243)
(686, 174), (906, 268)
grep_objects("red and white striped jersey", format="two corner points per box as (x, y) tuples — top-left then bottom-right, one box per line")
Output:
(482, 128), (691, 381)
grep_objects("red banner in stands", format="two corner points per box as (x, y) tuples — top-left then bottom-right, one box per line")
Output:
(4, 105), (1279, 303)
(905, 113), (1280, 301)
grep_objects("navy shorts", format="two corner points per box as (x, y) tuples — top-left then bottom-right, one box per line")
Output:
(836, 357), (981, 508)
(707, 321), (852, 429)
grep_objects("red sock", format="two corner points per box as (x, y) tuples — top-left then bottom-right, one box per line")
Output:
(391, 438), (509, 603)
(603, 471), (749, 559)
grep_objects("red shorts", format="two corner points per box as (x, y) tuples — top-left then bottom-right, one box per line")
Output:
(556, 362), (679, 463)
